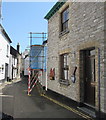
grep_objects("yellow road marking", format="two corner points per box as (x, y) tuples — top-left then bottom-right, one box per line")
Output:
(35, 85), (94, 119)
(41, 94), (94, 120)
(28, 94), (31, 96)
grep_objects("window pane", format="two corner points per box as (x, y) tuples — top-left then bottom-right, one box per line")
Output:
(64, 55), (67, 66)
(62, 20), (68, 31)
(7, 45), (9, 56)
(62, 7), (69, 23)
(61, 7), (69, 31)
(60, 54), (69, 80)
(64, 70), (67, 80)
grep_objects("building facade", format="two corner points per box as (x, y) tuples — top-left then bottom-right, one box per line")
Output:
(16, 43), (22, 79)
(0, 24), (12, 82)
(45, 1), (106, 117)
(9, 46), (17, 80)
(38, 40), (48, 90)
(22, 49), (29, 76)
(9, 44), (22, 81)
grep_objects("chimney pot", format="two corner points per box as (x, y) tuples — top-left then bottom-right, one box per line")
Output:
(17, 43), (20, 53)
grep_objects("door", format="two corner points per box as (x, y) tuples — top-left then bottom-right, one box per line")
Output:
(5, 63), (8, 81)
(12, 65), (13, 79)
(84, 49), (95, 106)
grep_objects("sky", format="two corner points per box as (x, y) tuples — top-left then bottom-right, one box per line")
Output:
(1, 1), (56, 52)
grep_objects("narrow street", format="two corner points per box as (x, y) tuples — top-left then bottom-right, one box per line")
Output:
(0, 1), (106, 119)
(1, 77), (84, 119)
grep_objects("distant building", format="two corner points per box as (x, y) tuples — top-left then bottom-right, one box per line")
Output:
(45, 1), (106, 118)
(36, 40), (48, 90)
(9, 44), (22, 81)
(0, 24), (12, 82)
(9, 46), (17, 80)
(22, 49), (29, 76)
(24, 54), (29, 76)
(16, 43), (22, 79)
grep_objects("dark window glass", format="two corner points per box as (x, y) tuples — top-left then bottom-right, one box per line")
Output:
(61, 7), (69, 32)
(14, 58), (15, 65)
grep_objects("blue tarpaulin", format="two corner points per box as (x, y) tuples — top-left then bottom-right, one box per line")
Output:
(30, 45), (47, 70)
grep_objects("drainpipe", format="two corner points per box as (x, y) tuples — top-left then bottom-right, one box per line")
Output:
(45, 46), (47, 91)
(45, 64), (47, 91)
(98, 48), (101, 119)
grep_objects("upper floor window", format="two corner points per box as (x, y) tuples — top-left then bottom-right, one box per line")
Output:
(14, 57), (15, 65)
(61, 7), (69, 32)
(6, 45), (9, 57)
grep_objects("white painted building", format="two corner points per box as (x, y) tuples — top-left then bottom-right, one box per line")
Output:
(0, 24), (12, 82)
(22, 49), (29, 76)
(9, 44), (22, 81)
(38, 40), (48, 90)
(24, 55), (29, 76)
(9, 46), (18, 80)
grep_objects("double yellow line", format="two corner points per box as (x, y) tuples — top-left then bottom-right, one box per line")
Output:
(35, 85), (93, 119)
(40, 94), (94, 120)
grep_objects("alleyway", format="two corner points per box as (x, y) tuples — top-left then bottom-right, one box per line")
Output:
(1, 77), (86, 119)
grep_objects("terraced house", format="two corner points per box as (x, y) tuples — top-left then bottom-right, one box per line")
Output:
(45, 1), (106, 118)
(0, 24), (12, 82)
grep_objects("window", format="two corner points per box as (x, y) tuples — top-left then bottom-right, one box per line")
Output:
(6, 45), (9, 57)
(14, 57), (15, 65)
(60, 54), (69, 85)
(61, 7), (69, 32)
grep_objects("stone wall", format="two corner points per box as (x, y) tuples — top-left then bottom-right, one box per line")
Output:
(47, 2), (105, 113)
(104, 2), (106, 113)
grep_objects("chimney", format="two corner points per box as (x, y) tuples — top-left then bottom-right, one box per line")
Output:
(17, 43), (20, 53)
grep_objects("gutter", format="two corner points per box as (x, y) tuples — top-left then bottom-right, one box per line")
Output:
(44, 1), (66, 20)
(0, 24), (12, 43)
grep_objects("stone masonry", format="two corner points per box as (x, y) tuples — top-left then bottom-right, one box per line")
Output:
(46, 2), (105, 113)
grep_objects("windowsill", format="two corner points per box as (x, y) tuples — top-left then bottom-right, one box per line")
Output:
(59, 79), (70, 86)
(59, 29), (69, 37)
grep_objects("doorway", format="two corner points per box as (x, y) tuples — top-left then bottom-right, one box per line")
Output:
(83, 48), (96, 106)
(5, 63), (9, 81)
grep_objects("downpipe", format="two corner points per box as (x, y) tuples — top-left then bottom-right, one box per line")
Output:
(97, 48), (101, 119)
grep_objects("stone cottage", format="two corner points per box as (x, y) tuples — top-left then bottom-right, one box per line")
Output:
(45, 1), (106, 118)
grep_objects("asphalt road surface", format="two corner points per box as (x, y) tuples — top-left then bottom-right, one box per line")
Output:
(1, 77), (85, 119)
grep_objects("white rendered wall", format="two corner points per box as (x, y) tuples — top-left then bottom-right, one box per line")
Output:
(0, 33), (10, 81)
(9, 55), (17, 79)
(24, 56), (29, 76)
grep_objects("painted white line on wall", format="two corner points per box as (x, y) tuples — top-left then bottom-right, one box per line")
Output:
(0, 95), (13, 97)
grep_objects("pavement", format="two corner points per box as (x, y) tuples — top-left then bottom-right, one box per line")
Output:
(0, 77), (94, 119)
(0, 78), (21, 90)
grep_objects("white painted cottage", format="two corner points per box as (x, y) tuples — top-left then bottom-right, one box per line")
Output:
(9, 43), (22, 81)
(9, 46), (18, 80)
(0, 24), (12, 83)
(22, 49), (29, 76)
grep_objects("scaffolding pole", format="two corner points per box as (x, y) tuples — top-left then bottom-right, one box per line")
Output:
(27, 32), (47, 95)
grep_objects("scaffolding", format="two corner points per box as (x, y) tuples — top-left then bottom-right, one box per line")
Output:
(28, 32), (47, 95)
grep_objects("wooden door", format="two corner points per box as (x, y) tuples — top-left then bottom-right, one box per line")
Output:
(84, 49), (95, 106)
